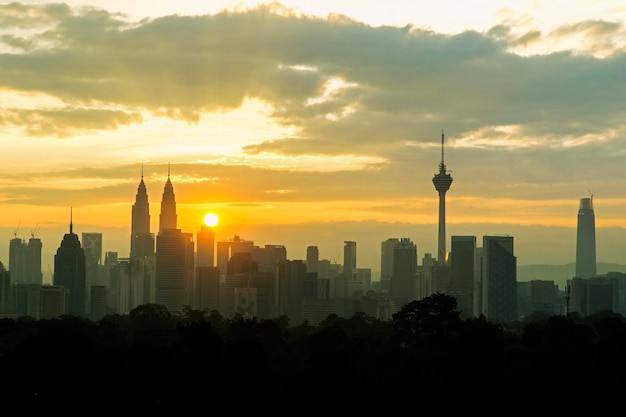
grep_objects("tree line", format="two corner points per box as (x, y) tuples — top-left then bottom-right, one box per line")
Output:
(1, 293), (625, 411)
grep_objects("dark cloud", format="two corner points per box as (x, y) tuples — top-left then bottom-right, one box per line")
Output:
(1, 2), (625, 247)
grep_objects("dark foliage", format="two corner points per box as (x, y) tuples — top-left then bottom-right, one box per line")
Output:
(2, 294), (626, 410)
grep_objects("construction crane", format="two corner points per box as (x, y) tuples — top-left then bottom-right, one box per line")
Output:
(13, 221), (20, 238)
(31, 223), (40, 239)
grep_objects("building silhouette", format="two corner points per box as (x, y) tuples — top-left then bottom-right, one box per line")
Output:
(575, 196), (597, 279)
(389, 237), (417, 310)
(130, 169), (155, 262)
(450, 235), (477, 318)
(380, 238), (400, 294)
(9, 232), (42, 285)
(155, 171), (195, 315)
(432, 130), (453, 265)
(53, 211), (86, 317)
(481, 235), (517, 323)
(155, 228), (194, 314)
(196, 225), (215, 268)
(159, 166), (177, 233)
(306, 246), (319, 274)
(82, 232), (103, 295)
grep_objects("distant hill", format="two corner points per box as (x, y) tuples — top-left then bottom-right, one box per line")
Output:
(517, 262), (626, 288)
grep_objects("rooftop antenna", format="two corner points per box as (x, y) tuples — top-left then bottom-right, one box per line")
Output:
(70, 207), (73, 234)
(440, 128), (445, 167)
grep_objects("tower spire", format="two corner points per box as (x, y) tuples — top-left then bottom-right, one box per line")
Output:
(440, 128), (445, 171)
(70, 207), (73, 234)
(432, 130), (453, 264)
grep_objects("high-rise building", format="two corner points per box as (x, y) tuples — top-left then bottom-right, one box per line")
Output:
(306, 246), (319, 274)
(154, 173), (194, 314)
(159, 167), (177, 233)
(155, 229), (194, 315)
(9, 233), (43, 285)
(389, 238), (417, 308)
(450, 236), (477, 318)
(381, 238), (400, 294)
(25, 236), (42, 285)
(82, 232), (103, 294)
(53, 212), (86, 317)
(196, 225), (215, 267)
(432, 130), (453, 265)
(481, 235), (517, 323)
(130, 170), (155, 261)
(575, 196), (597, 279)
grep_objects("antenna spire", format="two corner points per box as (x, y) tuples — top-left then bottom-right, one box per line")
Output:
(70, 207), (73, 234)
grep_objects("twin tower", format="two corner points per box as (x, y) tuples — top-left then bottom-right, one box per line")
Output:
(130, 168), (205, 314)
(130, 168), (177, 262)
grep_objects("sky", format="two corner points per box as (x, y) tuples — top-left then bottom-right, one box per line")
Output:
(1, 1), (626, 283)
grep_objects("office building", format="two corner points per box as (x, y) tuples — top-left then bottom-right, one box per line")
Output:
(82, 232), (103, 295)
(306, 246), (319, 274)
(389, 237), (417, 309)
(130, 170), (155, 262)
(53, 213), (86, 317)
(196, 225), (215, 267)
(154, 171), (195, 314)
(381, 238), (400, 294)
(450, 235), (477, 318)
(159, 167), (177, 233)
(9, 233), (42, 285)
(339, 240), (357, 299)
(155, 229), (194, 315)
(569, 275), (618, 316)
(195, 266), (220, 312)
(575, 196), (597, 279)
(481, 235), (517, 323)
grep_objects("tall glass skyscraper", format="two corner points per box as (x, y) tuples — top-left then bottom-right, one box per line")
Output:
(575, 197), (597, 279)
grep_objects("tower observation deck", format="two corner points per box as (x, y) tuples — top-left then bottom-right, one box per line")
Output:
(432, 130), (453, 264)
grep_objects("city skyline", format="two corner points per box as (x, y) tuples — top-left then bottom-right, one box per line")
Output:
(1, 1), (626, 277)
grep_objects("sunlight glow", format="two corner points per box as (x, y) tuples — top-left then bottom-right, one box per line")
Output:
(204, 212), (219, 227)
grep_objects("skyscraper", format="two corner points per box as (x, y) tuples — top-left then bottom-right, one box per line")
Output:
(380, 238), (400, 294)
(389, 237), (417, 308)
(53, 211), (86, 317)
(481, 235), (517, 323)
(575, 196), (597, 279)
(155, 171), (194, 314)
(155, 228), (194, 314)
(196, 225), (215, 267)
(450, 235), (477, 318)
(9, 232), (42, 285)
(159, 166), (177, 233)
(130, 169), (154, 261)
(25, 235), (42, 285)
(306, 246), (319, 274)
(432, 130), (453, 265)
(9, 236), (25, 284)
(82, 232), (103, 291)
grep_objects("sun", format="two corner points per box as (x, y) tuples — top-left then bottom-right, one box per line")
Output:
(203, 212), (219, 227)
